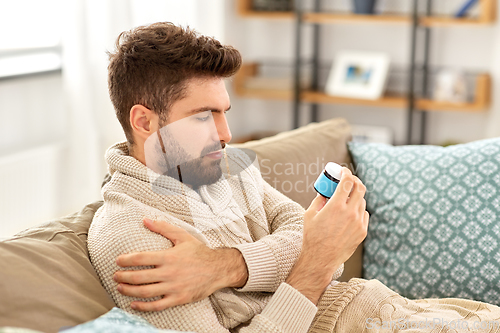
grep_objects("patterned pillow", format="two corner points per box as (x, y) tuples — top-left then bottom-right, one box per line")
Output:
(348, 138), (500, 305)
(62, 307), (192, 333)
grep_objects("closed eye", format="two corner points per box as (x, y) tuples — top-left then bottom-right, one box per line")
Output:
(197, 115), (210, 121)
(196, 110), (213, 122)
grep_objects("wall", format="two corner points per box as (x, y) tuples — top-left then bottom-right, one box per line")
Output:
(224, 0), (500, 145)
(0, 74), (68, 238)
(0, 74), (66, 154)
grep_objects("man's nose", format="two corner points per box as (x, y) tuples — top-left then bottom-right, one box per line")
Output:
(213, 113), (232, 144)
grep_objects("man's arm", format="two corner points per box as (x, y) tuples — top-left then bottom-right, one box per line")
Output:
(114, 218), (248, 311)
(287, 167), (369, 304)
(230, 181), (306, 293)
(110, 218), (320, 333)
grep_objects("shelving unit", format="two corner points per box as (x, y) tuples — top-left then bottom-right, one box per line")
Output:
(237, 0), (496, 25)
(235, 63), (491, 112)
(234, 0), (496, 144)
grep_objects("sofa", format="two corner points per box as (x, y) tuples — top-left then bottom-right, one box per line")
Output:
(1, 117), (499, 332)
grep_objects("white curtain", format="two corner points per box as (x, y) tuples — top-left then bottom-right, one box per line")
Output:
(60, 0), (225, 214)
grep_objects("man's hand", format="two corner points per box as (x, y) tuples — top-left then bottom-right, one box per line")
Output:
(286, 167), (369, 305)
(113, 218), (248, 311)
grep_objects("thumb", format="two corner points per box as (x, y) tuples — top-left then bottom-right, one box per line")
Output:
(306, 194), (327, 216)
(143, 218), (189, 245)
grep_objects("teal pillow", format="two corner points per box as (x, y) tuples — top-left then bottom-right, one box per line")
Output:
(62, 307), (192, 333)
(349, 138), (500, 304)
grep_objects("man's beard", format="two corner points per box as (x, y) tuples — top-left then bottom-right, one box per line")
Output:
(151, 129), (225, 190)
(164, 142), (224, 189)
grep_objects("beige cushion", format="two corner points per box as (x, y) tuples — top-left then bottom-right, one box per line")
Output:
(0, 202), (115, 333)
(236, 118), (352, 208)
(236, 118), (363, 281)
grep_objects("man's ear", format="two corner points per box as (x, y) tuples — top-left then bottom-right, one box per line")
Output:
(129, 105), (159, 142)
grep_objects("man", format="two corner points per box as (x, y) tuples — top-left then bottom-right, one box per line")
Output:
(89, 22), (500, 333)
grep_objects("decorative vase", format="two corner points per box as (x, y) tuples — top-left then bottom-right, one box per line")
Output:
(353, 0), (377, 14)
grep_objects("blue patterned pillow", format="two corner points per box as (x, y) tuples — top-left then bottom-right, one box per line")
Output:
(61, 307), (192, 333)
(349, 138), (500, 304)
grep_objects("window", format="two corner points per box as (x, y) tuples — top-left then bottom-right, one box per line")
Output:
(0, 0), (64, 78)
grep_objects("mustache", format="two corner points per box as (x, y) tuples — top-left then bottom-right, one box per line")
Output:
(201, 142), (226, 157)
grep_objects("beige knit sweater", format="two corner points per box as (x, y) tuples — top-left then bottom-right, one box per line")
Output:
(88, 142), (343, 333)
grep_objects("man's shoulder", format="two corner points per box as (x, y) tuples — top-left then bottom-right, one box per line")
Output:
(89, 197), (156, 241)
(87, 198), (176, 260)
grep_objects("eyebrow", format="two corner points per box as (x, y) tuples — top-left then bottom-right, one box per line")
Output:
(187, 105), (231, 115)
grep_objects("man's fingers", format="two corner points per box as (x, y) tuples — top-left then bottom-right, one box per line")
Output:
(130, 295), (189, 312)
(114, 269), (159, 285)
(329, 167), (354, 204)
(348, 176), (367, 206)
(307, 194), (327, 213)
(143, 218), (191, 245)
(117, 282), (165, 299)
(304, 194), (327, 222)
(116, 251), (164, 267)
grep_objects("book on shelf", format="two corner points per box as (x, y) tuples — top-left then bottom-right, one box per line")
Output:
(455, 0), (479, 17)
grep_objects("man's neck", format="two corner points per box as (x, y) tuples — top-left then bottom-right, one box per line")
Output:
(129, 143), (146, 166)
(128, 142), (194, 189)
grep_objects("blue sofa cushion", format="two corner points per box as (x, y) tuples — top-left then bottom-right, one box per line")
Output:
(349, 138), (500, 305)
(61, 307), (192, 333)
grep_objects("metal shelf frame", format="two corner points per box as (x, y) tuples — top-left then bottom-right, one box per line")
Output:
(291, 0), (490, 144)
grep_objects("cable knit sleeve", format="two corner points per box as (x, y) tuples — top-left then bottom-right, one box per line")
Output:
(237, 283), (318, 333)
(233, 179), (304, 292)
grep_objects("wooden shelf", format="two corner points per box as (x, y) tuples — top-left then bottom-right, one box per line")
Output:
(234, 86), (293, 100)
(238, 10), (294, 19)
(237, 0), (293, 19)
(420, 0), (496, 27)
(237, 0), (496, 25)
(234, 63), (491, 112)
(420, 17), (492, 26)
(416, 74), (491, 112)
(303, 12), (410, 24)
(302, 11), (496, 26)
(302, 91), (407, 108)
(233, 63), (292, 100)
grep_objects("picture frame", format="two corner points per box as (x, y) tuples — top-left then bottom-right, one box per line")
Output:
(433, 69), (468, 103)
(325, 51), (390, 100)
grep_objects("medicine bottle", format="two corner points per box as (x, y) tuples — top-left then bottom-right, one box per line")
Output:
(314, 162), (342, 198)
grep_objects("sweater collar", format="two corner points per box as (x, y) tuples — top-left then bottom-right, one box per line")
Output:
(105, 141), (232, 215)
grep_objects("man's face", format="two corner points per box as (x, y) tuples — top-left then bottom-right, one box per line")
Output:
(145, 77), (232, 189)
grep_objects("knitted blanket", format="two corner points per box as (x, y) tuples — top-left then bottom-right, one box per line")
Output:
(310, 278), (500, 333)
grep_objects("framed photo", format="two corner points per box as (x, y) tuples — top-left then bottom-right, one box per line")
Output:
(325, 51), (390, 100)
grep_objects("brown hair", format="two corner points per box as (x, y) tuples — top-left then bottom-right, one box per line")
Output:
(107, 22), (242, 145)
